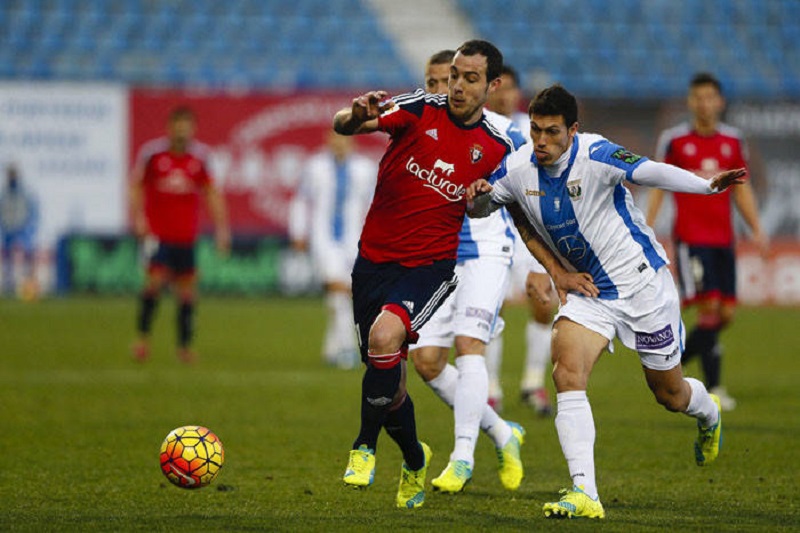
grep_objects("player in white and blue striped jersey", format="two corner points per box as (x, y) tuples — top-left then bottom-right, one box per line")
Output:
(468, 85), (744, 518)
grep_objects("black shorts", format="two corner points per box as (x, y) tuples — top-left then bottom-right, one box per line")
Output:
(149, 242), (197, 277)
(675, 242), (736, 304)
(351, 254), (458, 361)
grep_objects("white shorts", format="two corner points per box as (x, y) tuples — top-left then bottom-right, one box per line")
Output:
(555, 267), (685, 371)
(311, 242), (357, 285)
(412, 256), (511, 348)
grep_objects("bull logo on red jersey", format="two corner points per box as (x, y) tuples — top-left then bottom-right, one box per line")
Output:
(405, 156), (465, 202)
(433, 159), (455, 176)
(470, 144), (483, 163)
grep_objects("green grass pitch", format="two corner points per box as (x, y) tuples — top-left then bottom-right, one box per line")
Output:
(1, 296), (798, 531)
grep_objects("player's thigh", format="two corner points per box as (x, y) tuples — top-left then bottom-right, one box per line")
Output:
(451, 257), (510, 346)
(551, 317), (609, 391)
(411, 284), (457, 352)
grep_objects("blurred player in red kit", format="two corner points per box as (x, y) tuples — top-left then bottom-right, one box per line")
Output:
(130, 106), (230, 363)
(647, 73), (766, 410)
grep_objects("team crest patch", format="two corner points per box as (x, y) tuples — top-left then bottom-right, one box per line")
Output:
(567, 179), (582, 200)
(635, 324), (674, 351)
(470, 144), (483, 163)
(611, 148), (643, 164)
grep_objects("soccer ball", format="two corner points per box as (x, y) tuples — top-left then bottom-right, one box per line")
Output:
(159, 425), (224, 489)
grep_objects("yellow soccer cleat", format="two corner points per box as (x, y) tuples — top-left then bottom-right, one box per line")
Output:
(432, 460), (472, 493)
(396, 442), (432, 509)
(343, 444), (375, 487)
(496, 421), (525, 490)
(543, 485), (605, 519)
(695, 393), (723, 466)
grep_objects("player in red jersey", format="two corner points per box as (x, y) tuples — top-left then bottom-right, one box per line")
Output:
(129, 107), (230, 363)
(334, 40), (595, 509)
(647, 73), (766, 410)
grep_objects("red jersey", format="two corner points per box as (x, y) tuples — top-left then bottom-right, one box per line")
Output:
(656, 122), (748, 246)
(359, 89), (512, 266)
(136, 138), (212, 245)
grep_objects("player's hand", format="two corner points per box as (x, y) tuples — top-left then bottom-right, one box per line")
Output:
(752, 228), (770, 258)
(352, 91), (390, 122)
(466, 179), (493, 202)
(551, 271), (599, 305)
(709, 168), (747, 192)
(525, 271), (555, 305)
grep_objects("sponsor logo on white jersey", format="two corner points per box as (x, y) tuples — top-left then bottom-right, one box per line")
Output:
(405, 156), (465, 202)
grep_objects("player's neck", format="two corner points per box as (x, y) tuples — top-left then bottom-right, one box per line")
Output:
(693, 119), (718, 137)
(170, 139), (189, 153)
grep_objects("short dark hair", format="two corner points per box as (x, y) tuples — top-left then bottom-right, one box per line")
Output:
(500, 65), (520, 87)
(528, 84), (578, 128)
(456, 40), (503, 81)
(428, 49), (455, 67)
(169, 106), (196, 122)
(690, 72), (722, 94)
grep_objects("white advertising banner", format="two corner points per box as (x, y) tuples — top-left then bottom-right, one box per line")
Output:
(0, 83), (128, 249)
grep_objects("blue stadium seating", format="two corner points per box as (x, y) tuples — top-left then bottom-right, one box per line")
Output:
(0, 0), (798, 98)
(457, 0), (800, 99)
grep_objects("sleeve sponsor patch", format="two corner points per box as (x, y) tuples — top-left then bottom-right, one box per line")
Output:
(611, 148), (643, 165)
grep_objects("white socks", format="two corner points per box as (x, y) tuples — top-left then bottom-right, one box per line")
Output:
(324, 292), (356, 365)
(484, 335), (504, 401)
(684, 377), (720, 428)
(426, 361), (511, 450)
(452, 355), (489, 466)
(521, 320), (551, 391)
(555, 390), (598, 500)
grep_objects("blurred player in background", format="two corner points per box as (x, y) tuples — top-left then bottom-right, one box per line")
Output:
(0, 163), (39, 298)
(409, 49), (525, 494)
(646, 73), (767, 410)
(469, 84), (741, 518)
(288, 131), (376, 369)
(487, 65), (556, 416)
(129, 106), (230, 363)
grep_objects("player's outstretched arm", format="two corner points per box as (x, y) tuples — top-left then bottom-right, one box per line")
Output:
(506, 203), (599, 304)
(333, 91), (389, 135)
(632, 160), (746, 195)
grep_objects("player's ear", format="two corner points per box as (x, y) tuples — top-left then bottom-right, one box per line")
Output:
(488, 77), (501, 93)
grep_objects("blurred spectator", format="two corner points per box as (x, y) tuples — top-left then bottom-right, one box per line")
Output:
(0, 164), (39, 298)
(129, 106), (230, 363)
(288, 131), (375, 368)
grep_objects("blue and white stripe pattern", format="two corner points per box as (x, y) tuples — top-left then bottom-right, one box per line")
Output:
(489, 132), (669, 299)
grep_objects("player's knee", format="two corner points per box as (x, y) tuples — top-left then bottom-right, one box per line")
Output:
(368, 318), (404, 354)
(454, 335), (485, 356)
(551, 360), (585, 391)
(719, 305), (735, 327)
(411, 348), (445, 381)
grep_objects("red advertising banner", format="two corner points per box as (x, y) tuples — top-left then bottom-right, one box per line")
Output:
(130, 90), (388, 236)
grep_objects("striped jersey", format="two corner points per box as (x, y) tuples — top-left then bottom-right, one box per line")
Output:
(359, 89), (512, 267)
(456, 109), (526, 263)
(488, 133), (668, 299)
(656, 122), (749, 246)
